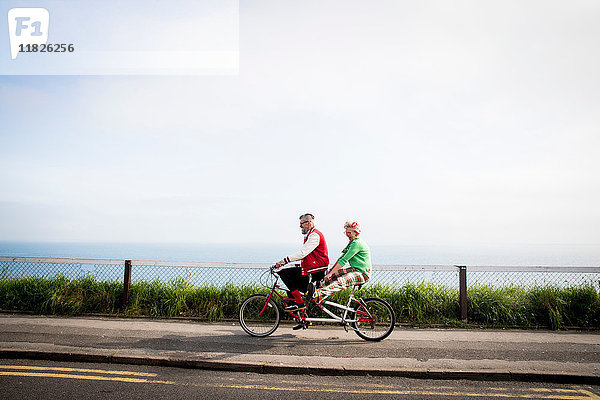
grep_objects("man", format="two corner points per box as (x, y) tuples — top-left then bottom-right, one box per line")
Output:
(275, 213), (329, 312)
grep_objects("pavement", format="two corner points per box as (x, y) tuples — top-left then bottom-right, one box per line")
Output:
(0, 313), (599, 384)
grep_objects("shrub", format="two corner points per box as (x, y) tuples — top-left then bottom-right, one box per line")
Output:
(1, 275), (598, 329)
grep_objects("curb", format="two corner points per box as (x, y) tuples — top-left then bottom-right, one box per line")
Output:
(1, 349), (598, 385)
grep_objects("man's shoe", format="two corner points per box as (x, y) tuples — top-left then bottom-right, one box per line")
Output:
(284, 302), (305, 311)
(305, 282), (316, 302)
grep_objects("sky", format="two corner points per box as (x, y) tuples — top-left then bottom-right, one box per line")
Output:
(1, 0), (599, 250)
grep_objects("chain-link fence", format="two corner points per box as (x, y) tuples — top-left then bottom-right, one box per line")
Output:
(370, 265), (459, 288)
(466, 266), (600, 289)
(1, 257), (599, 290)
(130, 260), (266, 286)
(0, 257), (124, 282)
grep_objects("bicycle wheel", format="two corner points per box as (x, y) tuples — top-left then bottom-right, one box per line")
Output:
(239, 294), (280, 337)
(352, 297), (395, 341)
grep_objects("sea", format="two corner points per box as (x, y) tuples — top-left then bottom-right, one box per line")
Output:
(1, 242), (598, 287)
(1, 241), (599, 266)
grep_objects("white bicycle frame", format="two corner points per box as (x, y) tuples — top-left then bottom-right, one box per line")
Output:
(302, 286), (367, 326)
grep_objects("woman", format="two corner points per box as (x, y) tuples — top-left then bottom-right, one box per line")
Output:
(308, 221), (371, 301)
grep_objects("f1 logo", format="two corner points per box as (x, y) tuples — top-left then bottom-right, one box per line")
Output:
(7, 8), (50, 60)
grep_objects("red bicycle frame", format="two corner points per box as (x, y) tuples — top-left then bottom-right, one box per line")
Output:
(258, 273), (307, 320)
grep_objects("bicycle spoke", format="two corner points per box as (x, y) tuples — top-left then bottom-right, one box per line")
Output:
(239, 294), (280, 337)
(352, 297), (395, 341)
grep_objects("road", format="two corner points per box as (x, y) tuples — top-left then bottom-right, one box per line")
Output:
(2, 315), (599, 382)
(1, 359), (599, 400)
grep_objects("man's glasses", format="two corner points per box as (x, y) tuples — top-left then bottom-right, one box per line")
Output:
(300, 221), (310, 226)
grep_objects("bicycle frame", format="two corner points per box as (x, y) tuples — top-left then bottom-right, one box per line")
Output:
(305, 290), (372, 328)
(240, 267), (395, 341)
(257, 271), (295, 317)
(261, 269), (374, 328)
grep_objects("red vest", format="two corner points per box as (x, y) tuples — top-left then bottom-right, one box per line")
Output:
(301, 228), (329, 275)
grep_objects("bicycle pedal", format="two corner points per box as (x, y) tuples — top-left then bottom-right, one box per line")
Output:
(293, 322), (311, 330)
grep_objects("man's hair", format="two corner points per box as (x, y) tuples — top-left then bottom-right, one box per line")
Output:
(299, 213), (314, 221)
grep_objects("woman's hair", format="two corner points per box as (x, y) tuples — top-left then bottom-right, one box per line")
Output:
(344, 221), (361, 235)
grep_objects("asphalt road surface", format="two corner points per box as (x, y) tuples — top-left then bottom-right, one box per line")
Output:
(1, 359), (599, 400)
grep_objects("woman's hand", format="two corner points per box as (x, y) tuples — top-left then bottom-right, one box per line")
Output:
(325, 262), (343, 280)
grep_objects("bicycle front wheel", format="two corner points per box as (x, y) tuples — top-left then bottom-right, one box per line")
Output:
(352, 297), (395, 341)
(239, 294), (280, 337)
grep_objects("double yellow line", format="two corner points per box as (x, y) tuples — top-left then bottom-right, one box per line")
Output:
(206, 383), (600, 399)
(0, 365), (174, 385)
(2, 364), (599, 400)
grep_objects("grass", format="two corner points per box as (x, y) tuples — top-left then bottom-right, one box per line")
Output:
(0, 275), (598, 329)
(325, 283), (460, 325)
(126, 279), (261, 320)
(467, 284), (600, 329)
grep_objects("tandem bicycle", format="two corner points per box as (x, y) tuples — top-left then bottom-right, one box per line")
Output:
(238, 265), (395, 341)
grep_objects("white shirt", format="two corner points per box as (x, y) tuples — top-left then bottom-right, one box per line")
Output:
(284, 229), (320, 264)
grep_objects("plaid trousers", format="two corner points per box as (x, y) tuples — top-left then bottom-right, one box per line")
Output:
(314, 266), (371, 299)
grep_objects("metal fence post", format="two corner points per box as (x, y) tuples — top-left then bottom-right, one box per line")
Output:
(122, 260), (132, 309)
(458, 265), (468, 322)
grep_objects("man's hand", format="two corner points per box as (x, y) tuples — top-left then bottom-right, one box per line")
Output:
(274, 260), (284, 268)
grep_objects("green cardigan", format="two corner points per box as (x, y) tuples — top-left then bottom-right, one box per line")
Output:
(337, 237), (371, 273)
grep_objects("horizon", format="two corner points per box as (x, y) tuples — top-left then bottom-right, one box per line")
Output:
(1, 241), (599, 267)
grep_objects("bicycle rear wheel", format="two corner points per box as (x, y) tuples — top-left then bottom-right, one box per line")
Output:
(352, 297), (395, 341)
(239, 294), (280, 337)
